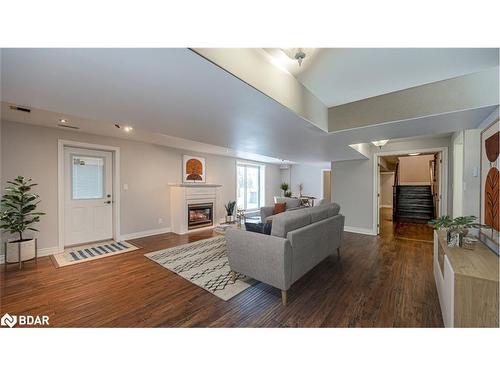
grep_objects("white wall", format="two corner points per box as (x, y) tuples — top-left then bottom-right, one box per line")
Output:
(332, 136), (452, 233)
(289, 164), (325, 198)
(1, 121), (282, 251)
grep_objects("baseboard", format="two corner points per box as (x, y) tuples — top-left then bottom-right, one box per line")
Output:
(0, 246), (62, 264)
(120, 227), (171, 241)
(344, 226), (377, 236)
(380, 205), (393, 208)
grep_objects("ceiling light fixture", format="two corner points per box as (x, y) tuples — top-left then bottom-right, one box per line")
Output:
(59, 119), (68, 123)
(408, 152), (421, 156)
(281, 48), (312, 67)
(123, 126), (133, 133)
(371, 139), (389, 149)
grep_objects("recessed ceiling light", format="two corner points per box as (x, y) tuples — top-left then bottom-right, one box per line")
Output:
(408, 153), (421, 156)
(59, 119), (68, 123)
(123, 126), (133, 133)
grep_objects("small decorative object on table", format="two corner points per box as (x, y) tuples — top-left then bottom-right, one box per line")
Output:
(236, 208), (246, 228)
(429, 215), (489, 248)
(0, 176), (45, 269)
(224, 200), (236, 223)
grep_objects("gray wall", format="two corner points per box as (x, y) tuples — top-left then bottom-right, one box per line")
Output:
(331, 135), (452, 232)
(329, 68), (499, 132)
(1, 121), (282, 250)
(457, 107), (500, 218)
(289, 164), (326, 198)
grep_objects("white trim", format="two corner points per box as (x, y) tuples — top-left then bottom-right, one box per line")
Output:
(372, 146), (448, 236)
(380, 205), (393, 208)
(0, 246), (61, 264)
(120, 227), (171, 241)
(58, 140), (121, 250)
(344, 226), (377, 236)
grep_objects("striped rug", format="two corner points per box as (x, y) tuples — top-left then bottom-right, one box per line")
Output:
(52, 240), (139, 267)
(145, 236), (254, 301)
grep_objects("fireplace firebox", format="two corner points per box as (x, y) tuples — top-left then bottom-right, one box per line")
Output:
(187, 203), (214, 229)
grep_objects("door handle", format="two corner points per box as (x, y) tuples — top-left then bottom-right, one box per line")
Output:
(105, 201), (111, 204)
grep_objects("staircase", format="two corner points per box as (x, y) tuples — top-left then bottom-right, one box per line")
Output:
(393, 185), (434, 223)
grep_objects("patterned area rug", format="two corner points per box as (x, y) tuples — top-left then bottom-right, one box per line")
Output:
(144, 236), (254, 301)
(52, 240), (139, 267)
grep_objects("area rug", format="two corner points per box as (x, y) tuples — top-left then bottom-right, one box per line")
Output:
(144, 236), (254, 301)
(52, 240), (139, 267)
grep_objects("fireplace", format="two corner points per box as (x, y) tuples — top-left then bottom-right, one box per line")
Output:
(188, 203), (214, 229)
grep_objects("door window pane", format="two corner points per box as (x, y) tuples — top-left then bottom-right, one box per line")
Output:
(72, 156), (104, 199)
(237, 165), (245, 209)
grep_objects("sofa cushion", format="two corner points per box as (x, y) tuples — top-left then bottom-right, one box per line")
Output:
(328, 203), (341, 216)
(275, 197), (301, 209)
(274, 203), (286, 214)
(309, 205), (330, 223)
(271, 209), (312, 238)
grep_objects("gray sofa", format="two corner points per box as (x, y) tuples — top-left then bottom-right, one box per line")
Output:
(226, 203), (344, 305)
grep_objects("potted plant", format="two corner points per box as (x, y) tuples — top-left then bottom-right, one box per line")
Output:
(280, 182), (289, 197)
(284, 191), (292, 198)
(429, 215), (488, 246)
(224, 200), (236, 223)
(0, 176), (45, 264)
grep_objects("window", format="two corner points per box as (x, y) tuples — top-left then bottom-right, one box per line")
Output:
(72, 155), (104, 199)
(237, 162), (265, 211)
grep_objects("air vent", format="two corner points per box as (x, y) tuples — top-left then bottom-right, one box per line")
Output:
(58, 124), (80, 130)
(9, 105), (31, 113)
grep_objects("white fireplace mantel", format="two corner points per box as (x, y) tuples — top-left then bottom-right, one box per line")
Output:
(169, 184), (222, 234)
(168, 183), (222, 188)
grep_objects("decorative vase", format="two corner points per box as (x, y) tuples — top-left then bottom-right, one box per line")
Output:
(5, 238), (37, 263)
(226, 215), (235, 223)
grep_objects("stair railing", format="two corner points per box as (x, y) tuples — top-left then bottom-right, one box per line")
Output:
(393, 162), (400, 220)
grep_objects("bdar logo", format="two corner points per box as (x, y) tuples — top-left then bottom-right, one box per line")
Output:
(1, 313), (17, 328)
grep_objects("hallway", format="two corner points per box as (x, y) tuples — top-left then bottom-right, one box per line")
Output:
(380, 207), (434, 243)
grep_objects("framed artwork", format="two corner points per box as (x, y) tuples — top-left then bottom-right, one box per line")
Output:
(182, 155), (206, 183)
(479, 118), (499, 255)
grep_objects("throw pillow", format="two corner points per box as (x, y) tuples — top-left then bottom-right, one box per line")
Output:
(274, 202), (286, 214)
(245, 222), (272, 235)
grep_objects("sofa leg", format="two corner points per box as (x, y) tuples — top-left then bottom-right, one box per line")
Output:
(281, 290), (288, 305)
(337, 247), (341, 258)
(230, 271), (236, 283)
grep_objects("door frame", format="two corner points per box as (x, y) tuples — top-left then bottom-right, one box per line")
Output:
(58, 140), (121, 250)
(372, 146), (448, 235)
(320, 168), (331, 200)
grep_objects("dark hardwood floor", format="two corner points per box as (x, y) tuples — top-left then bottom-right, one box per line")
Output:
(0, 215), (443, 327)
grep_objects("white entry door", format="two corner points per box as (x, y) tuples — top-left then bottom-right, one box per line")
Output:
(64, 147), (113, 246)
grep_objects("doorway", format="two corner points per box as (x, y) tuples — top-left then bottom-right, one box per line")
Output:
(373, 147), (448, 239)
(321, 169), (332, 202)
(58, 141), (120, 249)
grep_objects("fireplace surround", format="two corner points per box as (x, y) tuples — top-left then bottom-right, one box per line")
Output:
(169, 183), (222, 234)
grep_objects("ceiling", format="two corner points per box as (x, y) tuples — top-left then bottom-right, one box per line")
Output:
(266, 48), (499, 106)
(1, 48), (497, 165)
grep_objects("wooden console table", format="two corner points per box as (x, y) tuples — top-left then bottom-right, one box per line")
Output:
(433, 230), (499, 327)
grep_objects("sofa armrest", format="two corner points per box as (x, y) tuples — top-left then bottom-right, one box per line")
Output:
(260, 206), (275, 222)
(226, 228), (293, 290)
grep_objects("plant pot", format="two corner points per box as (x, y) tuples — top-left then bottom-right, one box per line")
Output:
(5, 238), (37, 263)
(226, 215), (235, 223)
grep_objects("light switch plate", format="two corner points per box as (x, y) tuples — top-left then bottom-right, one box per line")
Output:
(123, 183), (129, 190)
